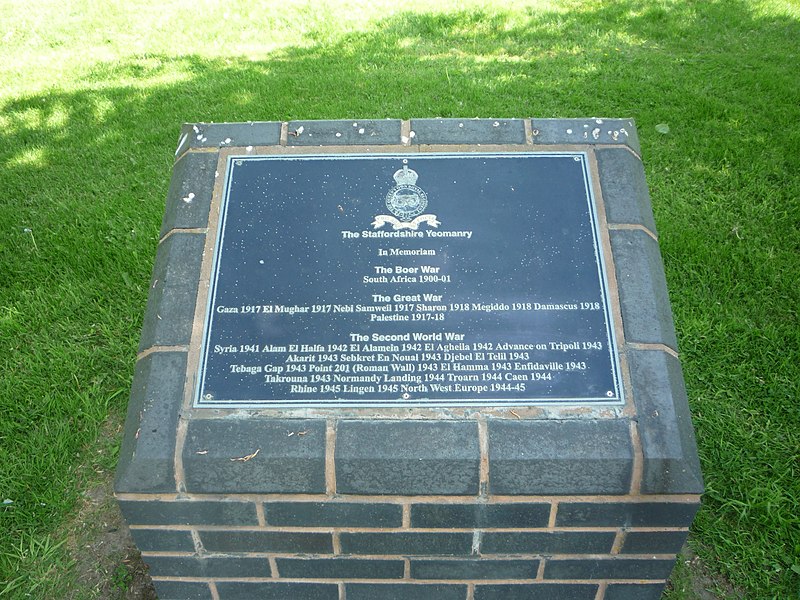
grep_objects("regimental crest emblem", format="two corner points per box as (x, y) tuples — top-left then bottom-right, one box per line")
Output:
(372, 163), (440, 230)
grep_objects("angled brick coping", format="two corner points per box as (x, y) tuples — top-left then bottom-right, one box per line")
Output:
(117, 118), (702, 600)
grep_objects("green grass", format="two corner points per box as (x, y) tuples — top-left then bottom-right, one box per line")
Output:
(1, 0), (799, 598)
(0, 535), (73, 598)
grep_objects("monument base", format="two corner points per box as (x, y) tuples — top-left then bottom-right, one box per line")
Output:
(116, 118), (702, 600)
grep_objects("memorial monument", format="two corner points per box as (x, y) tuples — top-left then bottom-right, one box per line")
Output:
(116, 118), (703, 600)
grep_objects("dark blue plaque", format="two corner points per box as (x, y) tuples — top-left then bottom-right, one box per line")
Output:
(195, 153), (622, 408)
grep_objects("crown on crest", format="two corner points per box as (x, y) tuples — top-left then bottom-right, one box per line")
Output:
(393, 165), (419, 186)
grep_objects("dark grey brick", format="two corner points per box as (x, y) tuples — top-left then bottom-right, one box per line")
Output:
(277, 558), (404, 579)
(488, 420), (633, 495)
(609, 229), (679, 350)
(200, 530), (333, 554)
(265, 502), (402, 527)
(544, 558), (676, 580)
(340, 532), (473, 556)
(556, 502), (700, 528)
(287, 119), (401, 145)
(596, 148), (656, 233)
(346, 583), (467, 600)
(138, 232), (205, 350)
(410, 118), (526, 145)
(179, 121), (282, 152)
(152, 580), (212, 600)
(475, 584), (598, 600)
(143, 555), (270, 578)
(621, 531), (689, 555)
(216, 582), (338, 600)
(605, 583), (667, 600)
(530, 118), (641, 154)
(411, 503), (549, 529)
(336, 421), (480, 495)
(183, 419), (325, 493)
(114, 352), (185, 494)
(129, 528), (194, 552)
(411, 559), (538, 580)
(629, 350), (704, 494)
(160, 151), (217, 237)
(119, 500), (257, 526)
(481, 531), (615, 555)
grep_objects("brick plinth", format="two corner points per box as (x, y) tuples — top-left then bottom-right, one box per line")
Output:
(116, 119), (702, 600)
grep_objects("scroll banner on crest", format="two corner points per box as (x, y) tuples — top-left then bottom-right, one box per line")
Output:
(371, 214), (441, 230)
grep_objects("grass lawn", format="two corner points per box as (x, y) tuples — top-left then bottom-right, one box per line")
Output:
(1, 0), (798, 598)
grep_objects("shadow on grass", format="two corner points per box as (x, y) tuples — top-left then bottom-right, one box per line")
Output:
(0, 1), (798, 597)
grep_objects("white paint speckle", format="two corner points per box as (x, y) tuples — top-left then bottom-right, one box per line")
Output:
(592, 128), (601, 140)
(196, 134), (203, 140)
(246, 145), (253, 151)
(358, 128), (365, 134)
(296, 126), (304, 135)
(175, 133), (189, 156)
(493, 121), (500, 127)
(409, 131), (416, 138)
(335, 132), (342, 137)
(182, 192), (195, 204)
(566, 128), (573, 134)
(458, 122), (464, 128)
